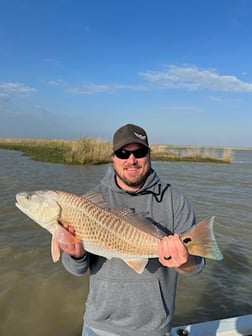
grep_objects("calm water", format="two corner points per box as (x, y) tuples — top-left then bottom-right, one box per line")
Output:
(0, 149), (252, 335)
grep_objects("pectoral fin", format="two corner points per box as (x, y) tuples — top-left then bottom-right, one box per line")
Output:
(123, 259), (149, 274)
(51, 225), (82, 262)
(54, 225), (80, 245)
(51, 237), (61, 262)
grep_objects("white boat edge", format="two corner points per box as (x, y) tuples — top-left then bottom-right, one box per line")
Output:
(171, 314), (252, 336)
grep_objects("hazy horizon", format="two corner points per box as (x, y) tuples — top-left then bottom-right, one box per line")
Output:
(1, 1), (252, 147)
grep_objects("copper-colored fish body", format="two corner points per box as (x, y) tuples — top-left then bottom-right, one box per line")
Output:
(56, 191), (164, 260)
(16, 190), (223, 273)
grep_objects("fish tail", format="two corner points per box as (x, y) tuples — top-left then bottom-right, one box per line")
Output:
(182, 216), (223, 260)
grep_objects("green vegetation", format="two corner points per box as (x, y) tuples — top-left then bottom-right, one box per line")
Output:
(0, 138), (71, 163)
(150, 144), (233, 163)
(0, 137), (232, 165)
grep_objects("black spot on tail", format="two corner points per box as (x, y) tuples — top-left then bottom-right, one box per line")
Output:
(183, 237), (192, 244)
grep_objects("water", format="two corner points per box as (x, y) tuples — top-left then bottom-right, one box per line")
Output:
(0, 149), (252, 335)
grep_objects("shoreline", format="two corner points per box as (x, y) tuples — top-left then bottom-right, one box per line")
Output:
(0, 137), (234, 164)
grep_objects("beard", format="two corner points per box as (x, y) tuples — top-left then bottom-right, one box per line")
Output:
(114, 165), (151, 188)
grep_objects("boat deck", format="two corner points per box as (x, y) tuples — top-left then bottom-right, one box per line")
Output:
(171, 314), (252, 336)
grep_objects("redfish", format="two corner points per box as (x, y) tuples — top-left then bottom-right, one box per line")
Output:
(16, 190), (223, 273)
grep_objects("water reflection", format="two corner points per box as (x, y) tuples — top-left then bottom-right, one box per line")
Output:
(1, 149), (252, 336)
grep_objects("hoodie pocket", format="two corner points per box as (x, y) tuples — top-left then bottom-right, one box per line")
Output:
(85, 276), (168, 330)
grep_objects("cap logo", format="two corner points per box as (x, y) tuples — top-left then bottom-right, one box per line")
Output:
(133, 131), (146, 140)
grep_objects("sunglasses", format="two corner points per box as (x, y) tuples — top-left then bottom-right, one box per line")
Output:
(114, 147), (150, 160)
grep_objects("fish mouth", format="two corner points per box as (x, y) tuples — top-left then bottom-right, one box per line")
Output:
(15, 195), (23, 210)
(15, 195), (20, 208)
(15, 193), (29, 212)
(15, 201), (23, 212)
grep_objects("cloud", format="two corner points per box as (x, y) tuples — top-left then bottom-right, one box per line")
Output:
(66, 82), (146, 95)
(159, 105), (203, 116)
(0, 106), (100, 139)
(42, 65), (252, 96)
(0, 93), (9, 101)
(207, 95), (225, 102)
(138, 65), (252, 92)
(0, 82), (37, 97)
(42, 79), (67, 86)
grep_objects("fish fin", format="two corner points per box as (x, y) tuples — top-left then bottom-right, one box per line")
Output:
(51, 226), (83, 262)
(82, 191), (108, 208)
(123, 259), (149, 274)
(51, 237), (61, 262)
(181, 216), (223, 260)
(111, 208), (166, 239)
(54, 225), (81, 245)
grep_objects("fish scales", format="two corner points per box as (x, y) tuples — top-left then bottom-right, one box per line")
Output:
(57, 191), (159, 258)
(15, 189), (223, 273)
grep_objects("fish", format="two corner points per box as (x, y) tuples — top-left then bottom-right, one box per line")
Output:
(15, 190), (223, 273)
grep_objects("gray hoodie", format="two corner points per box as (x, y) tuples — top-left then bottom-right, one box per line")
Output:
(62, 166), (204, 336)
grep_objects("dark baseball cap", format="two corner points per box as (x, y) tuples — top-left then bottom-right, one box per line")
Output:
(113, 124), (149, 151)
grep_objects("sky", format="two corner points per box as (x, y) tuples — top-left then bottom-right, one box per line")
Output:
(0, 0), (252, 147)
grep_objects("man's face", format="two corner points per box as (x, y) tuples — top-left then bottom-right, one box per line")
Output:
(112, 143), (151, 191)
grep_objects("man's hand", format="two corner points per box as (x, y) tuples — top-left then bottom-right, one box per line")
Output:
(55, 224), (86, 259)
(158, 234), (189, 268)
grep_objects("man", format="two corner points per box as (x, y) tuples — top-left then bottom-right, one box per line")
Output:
(59, 124), (204, 336)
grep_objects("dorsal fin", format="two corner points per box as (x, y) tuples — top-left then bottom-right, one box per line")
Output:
(110, 208), (166, 239)
(82, 191), (108, 208)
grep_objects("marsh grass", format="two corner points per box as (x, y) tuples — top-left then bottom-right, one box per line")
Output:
(0, 138), (232, 164)
(64, 137), (111, 164)
(151, 144), (232, 163)
(0, 138), (71, 163)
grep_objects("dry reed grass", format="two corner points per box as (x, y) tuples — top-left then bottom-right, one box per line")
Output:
(64, 137), (112, 164)
(0, 138), (233, 164)
(151, 144), (232, 163)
